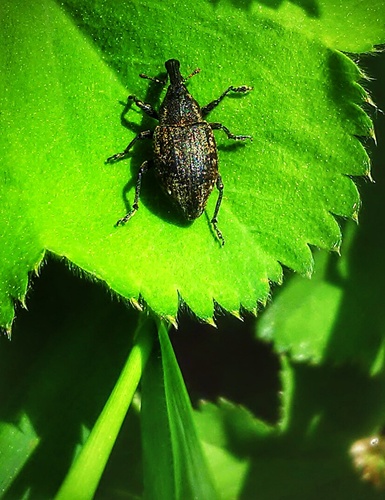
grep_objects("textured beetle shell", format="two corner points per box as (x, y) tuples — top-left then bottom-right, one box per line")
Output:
(158, 85), (202, 126)
(153, 123), (218, 220)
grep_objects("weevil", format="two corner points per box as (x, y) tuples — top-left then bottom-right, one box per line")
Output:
(106, 59), (252, 245)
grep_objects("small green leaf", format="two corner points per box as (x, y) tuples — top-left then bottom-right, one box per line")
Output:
(194, 399), (273, 499)
(0, 414), (39, 496)
(257, 249), (346, 363)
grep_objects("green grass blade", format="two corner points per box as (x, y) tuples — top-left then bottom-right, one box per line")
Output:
(141, 319), (218, 500)
(55, 315), (154, 500)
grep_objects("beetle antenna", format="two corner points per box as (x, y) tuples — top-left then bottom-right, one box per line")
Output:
(139, 73), (166, 85)
(184, 67), (200, 82)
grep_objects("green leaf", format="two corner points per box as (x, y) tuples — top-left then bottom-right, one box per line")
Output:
(194, 361), (385, 498)
(257, 154), (385, 370)
(255, 49), (385, 369)
(0, 0), (377, 328)
(0, 414), (39, 496)
(194, 399), (273, 499)
(255, 0), (385, 52)
(141, 320), (217, 499)
(257, 247), (348, 363)
(0, 262), (145, 498)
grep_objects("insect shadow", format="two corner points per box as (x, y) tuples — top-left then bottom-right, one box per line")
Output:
(114, 72), (194, 228)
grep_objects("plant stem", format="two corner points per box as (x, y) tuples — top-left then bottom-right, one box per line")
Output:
(55, 313), (155, 500)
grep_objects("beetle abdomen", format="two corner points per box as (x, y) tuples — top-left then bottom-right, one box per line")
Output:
(153, 123), (218, 220)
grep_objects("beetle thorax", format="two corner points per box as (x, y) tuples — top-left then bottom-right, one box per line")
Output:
(158, 85), (203, 126)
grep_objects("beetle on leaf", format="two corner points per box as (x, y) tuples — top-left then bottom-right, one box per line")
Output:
(106, 59), (252, 245)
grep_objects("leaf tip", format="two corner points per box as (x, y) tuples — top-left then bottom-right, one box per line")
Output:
(351, 210), (359, 223)
(230, 310), (243, 321)
(20, 298), (28, 310)
(164, 314), (178, 329)
(203, 317), (217, 328)
(366, 170), (375, 183)
(365, 125), (377, 145)
(130, 297), (143, 311)
(259, 292), (271, 307)
(1, 327), (12, 340)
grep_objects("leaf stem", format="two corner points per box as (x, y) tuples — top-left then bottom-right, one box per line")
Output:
(55, 313), (155, 500)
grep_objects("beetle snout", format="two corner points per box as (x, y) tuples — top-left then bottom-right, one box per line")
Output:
(165, 59), (183, 85)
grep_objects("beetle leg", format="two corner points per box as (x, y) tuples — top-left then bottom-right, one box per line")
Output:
(115, 160), (151, 226)
(211, 174), (225, 246)
(128, 95), (159, 120)
(201, 85), (253, 117)
(106, 129), (153, 163)
(210, 122), (252, 141)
